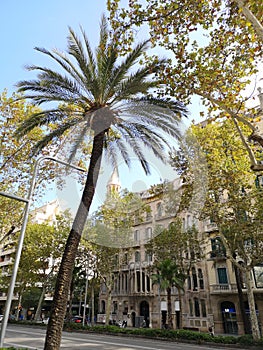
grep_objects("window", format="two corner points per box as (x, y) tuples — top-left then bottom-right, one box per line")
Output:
(201, 299), (207, 317)
(123, 252), (128, 265)
(217, 267), (228, 284)
(146, 209), (152, 221)
(211, 237), (226, 258)
(187, 214), (192, 228)
(157, 202), (162, 217)
(145, 227), (152, 240)
(135, 251), (141, 263)
(145, 252), (152, 263)
(192, 267), (198, 290)
(253, 265), (263, 288)
(189, 299), (193, 316)
(194, 298), (200, 317)
(198, 269), (204, 289)
(187, 276), (191, 290)
(134, 230), (140, 242)
(114, 254), (119, 266)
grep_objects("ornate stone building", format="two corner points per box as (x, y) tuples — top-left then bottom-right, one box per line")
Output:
(98, 172), (263, 335)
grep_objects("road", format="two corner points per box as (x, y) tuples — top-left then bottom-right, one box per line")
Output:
(5, 325), (241, 350)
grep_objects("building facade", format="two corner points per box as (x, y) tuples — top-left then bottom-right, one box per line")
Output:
(98, 175), (263, 335)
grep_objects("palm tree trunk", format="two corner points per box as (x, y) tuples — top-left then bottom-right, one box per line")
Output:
(44, 130), (105, 350)
(167, 287), (173, 329)
(65, 276), (74, 322)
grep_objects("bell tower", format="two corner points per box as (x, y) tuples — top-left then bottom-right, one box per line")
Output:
(107, 167), (121, 194)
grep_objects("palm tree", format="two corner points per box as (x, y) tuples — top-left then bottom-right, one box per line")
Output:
(152, 259), (185, 329)
(15, 16), (187, 349)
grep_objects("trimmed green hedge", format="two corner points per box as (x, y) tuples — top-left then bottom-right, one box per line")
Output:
(63, 323), (263, 346)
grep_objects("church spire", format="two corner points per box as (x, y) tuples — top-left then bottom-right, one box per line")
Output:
(107, 167), (121, 194)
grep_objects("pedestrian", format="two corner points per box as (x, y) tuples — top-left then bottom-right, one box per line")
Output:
(208, 325), (214, 336)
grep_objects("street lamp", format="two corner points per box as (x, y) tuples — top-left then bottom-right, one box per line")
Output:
(83, 266), (94, 326)
(0, 156), (86, 347)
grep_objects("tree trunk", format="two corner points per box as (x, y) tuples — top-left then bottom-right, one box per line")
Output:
(234, 264), (250, 334)
(91, 280), (95, 326)
(105, 282), (112, 325)
(15, 292), (23, 321)
(44, 131), (105, 350)
(245, 268), (261, 340)
(178, 289), (183, 329)
(167, 287), (173, 329)
(35, 286), (46, 321)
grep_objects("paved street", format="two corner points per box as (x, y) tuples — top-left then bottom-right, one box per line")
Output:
(4, 325), (243, 350)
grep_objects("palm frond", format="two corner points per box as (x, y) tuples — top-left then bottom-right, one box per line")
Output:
(104, 40), (150, 101)
(67, 27), (100, 98)
(15, 108), (75, 137)
(31, 118), (81, 155)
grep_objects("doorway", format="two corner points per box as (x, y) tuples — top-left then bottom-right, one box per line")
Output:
(221, 301), (238, 334)
(140, 301), (150, 327)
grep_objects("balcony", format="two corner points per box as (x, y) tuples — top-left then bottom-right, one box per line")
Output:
(205, 223), (218, 232)
(210, 283), (238, 294)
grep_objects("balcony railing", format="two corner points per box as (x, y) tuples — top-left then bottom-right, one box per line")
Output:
(205, 223), (218, 232)
(210, 283), (238, 293)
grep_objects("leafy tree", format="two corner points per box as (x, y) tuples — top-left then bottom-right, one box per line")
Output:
(88, 188), (150, 248)
(172, 118), (263, 340)
(0, 216), (69, 321)
(0, 91), (44, 235)
(108, 0), (263, 170)
(14, 15), (187, 349)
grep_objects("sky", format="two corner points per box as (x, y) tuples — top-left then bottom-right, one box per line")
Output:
(0, 0), (186, 213)
(0, 1), (108, 93)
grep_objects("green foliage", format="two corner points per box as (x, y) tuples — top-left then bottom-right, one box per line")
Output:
(88, 189), (150, 248)
(62, 323), (263, 345)
(146, 218), (203, 271)
(108, 0), (263, 167)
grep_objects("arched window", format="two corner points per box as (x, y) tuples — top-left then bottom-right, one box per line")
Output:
(192, 267), (198, 291)
(201, 299), (207, 317)
(187, 214), (192, 228)
(194, 298), (200, 317)
(198, 268), (204, 289)
(145, 227), (152, 240)
(187, 275), (191, 290)
(157, 202), (162, 217)
(134, 230), (140, 242)
(189, 299), (193, 316)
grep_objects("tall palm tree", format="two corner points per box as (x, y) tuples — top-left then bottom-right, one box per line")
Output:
(15, 16), (187, 350)
(152, 259), (185, 329)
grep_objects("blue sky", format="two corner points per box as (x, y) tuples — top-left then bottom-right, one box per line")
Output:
(0, 1), (200, 214)
(0, 1), (108, 94)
